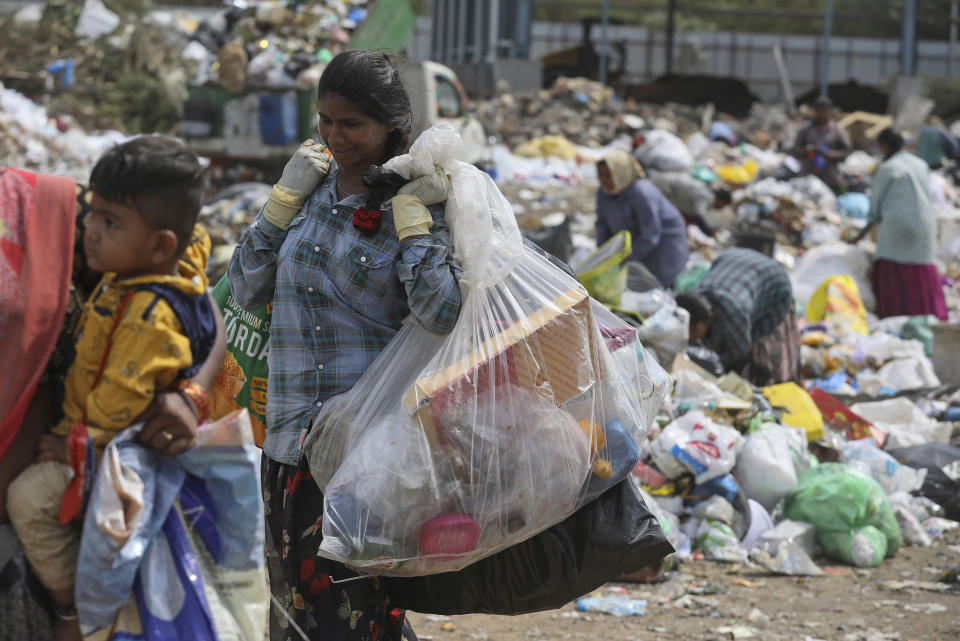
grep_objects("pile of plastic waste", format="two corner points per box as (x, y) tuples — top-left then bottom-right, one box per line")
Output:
(0, 0), (370, 134)
(629, 357), (959, 573)
(0, 82), (126, 181)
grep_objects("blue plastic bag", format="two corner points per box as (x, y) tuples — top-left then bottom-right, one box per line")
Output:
(77, 410), (266, 641)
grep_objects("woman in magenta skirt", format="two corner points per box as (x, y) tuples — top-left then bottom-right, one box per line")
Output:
(854, 128), (948, 320)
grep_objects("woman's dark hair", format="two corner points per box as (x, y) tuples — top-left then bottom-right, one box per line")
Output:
(674, 291), (713, 325)
(878, 127), (904, 155)
(317, 50), (412, 162)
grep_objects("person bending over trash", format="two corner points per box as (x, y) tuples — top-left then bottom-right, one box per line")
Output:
(595, 150), (689, 288)
(675, 248), (799, 386)
(6, 136), (217, 641)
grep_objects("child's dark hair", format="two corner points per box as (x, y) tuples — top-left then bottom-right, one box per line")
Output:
(317, 50), (413, 162)
(90, 135), (205, 255)
(675, 291), (713, 325)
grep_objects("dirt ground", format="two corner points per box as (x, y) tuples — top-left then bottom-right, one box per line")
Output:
(407, 529), (960, 641)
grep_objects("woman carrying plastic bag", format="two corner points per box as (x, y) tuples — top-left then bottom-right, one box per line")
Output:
(305, 123), (670, 577)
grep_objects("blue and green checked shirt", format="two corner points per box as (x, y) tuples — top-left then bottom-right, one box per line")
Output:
(228, 168), (462, 464)
(696, 248), (793, 370)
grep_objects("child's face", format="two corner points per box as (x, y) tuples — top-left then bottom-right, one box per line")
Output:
(84, 193), (160, 279)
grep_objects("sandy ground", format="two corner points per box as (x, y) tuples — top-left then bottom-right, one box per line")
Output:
(407, 529), (960, 641)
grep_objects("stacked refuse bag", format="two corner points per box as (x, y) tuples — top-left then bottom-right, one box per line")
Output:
(561, 220), (960, 574)
(625, 354), (959, 573)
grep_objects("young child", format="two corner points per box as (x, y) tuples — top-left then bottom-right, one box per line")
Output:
(6, 135), (217, 641)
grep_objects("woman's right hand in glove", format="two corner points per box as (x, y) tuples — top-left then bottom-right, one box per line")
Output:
(264, 140), (331, 229)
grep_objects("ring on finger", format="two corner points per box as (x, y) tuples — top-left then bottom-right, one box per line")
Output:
(161, 430), (174, 442)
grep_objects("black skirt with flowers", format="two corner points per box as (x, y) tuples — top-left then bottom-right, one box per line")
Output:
(262, 454), (417, 641)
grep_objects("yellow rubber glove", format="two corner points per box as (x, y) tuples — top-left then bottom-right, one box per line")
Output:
(391, 194), (434, 241)
(263, 140), (331, 229)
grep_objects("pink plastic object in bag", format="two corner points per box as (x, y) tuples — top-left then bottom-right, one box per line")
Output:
(419, 514), (481, 560)
(632, 461), (669, 489)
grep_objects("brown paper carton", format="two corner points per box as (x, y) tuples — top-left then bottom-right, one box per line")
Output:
(403, 287), (606, 446)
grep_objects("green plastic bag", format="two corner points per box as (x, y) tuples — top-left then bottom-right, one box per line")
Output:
(784, 463), (902, 568)
(674, 262), (711, 293)
(574, 231), (632, 307)
(901, 315), (934, 357)
(209, 275), (271, 447)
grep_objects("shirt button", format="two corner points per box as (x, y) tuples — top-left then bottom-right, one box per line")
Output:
(360, 256), (367, 263)
(307, 286), (314, 293)
(313, 245), (321, 252)
(315, 325), (321, 332)
(317, 364), (324, 370)
(315, 401), (323, 408)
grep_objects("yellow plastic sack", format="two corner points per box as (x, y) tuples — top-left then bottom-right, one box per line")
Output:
(805, 275), (869, 335)
(574, 231), (632, 307)
(514, 135), (579, 161)
(715, 158), (758, 186)
(762, 382), (825, 442)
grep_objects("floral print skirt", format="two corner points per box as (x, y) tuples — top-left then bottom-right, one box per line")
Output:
(262, 454), (417, 641)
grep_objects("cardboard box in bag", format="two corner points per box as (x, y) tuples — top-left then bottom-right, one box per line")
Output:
(403, 287), (606, 446)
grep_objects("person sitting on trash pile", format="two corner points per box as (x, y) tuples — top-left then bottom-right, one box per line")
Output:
(675, 248), (800, 387)
(851, 127), (948, 321)
(648, 169), (731, 237)
(595, 150), (689, 288)
(790, 96), (852, 193)
(6, 136), (219, 641)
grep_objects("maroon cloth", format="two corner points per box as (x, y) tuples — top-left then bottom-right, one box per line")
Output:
(872, 258), (948, 320)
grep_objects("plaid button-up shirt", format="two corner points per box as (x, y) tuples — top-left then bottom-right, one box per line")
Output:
(228, 168), (462, 464)
(696, 248), (793, 370)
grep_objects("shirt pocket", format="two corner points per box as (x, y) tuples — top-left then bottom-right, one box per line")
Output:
(332, 243), (396, 304)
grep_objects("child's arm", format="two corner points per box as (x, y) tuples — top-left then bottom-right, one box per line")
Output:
(139, 294), (226, 455)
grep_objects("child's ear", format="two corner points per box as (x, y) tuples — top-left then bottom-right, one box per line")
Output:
(151, 230), (180, 265)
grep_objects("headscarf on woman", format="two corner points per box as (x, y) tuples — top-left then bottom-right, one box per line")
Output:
(599, 150), (645, 195)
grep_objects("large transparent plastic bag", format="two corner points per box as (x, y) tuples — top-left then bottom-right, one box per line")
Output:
(305, 125), (670, 576)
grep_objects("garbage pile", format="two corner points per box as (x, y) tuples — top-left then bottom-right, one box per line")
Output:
(536, 109), (960, 574)
(0, 0), (191, 134)
(0, 82), (126, 181)
(477, 78), (638, 149)
(176, 0), (368, 93)
(0, 0), (369, 134)
(626, 354), (960, 574)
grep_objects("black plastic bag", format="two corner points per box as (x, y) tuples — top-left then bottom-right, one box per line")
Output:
(687, 344), (724, 377)
(888, 443), (960, 522)
(383, 477), (673, 615)
(521, 216), (572, 263)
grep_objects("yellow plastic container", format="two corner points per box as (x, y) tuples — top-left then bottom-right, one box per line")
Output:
(762, 382), (824, 442)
